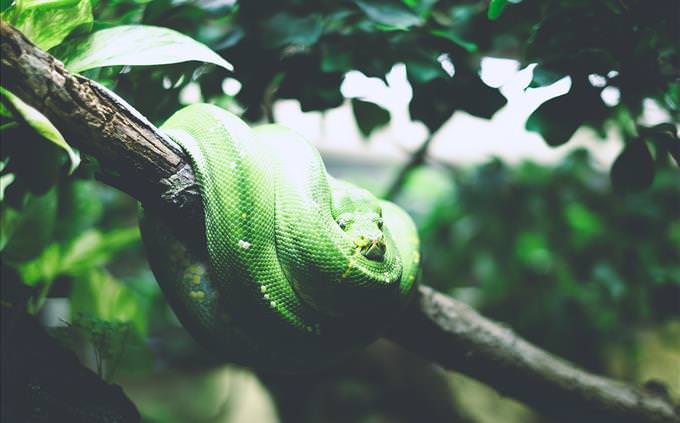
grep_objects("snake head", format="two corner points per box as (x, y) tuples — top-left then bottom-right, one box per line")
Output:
(337, 212), (386, 261)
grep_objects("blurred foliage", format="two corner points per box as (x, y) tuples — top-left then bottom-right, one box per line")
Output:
(1, 0), (93, 51)
(0, 1), (679, 422)
(3, 0), (674, 187)
(83, 0), (680, 190)
(398, 149), (680, 370)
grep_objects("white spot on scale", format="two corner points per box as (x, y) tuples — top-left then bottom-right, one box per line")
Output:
(238, 240), (251, 250)
(337, 216), (349, 227)
(263, 294), (269, 300)
(260, 285), (267, 293)
(270, 300), (277, 308)
(230, 161), (237, 170)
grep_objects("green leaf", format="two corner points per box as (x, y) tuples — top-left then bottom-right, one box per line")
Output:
(565, 203), (603, 246)
(2, 124), (64, 197)
(68, 271), (152, 380)
(611, 139), (655, 192)
(278, 58), (344, 112)
(515, 231), (552, 272)
(405, 60), (444, 84)
(0, 87), (80, 174)
(526, 92), (582, 146)
(354, 0), (422, 29)
(60, 227), (140, 274)
(262, 13), (323, 48)
(16, 225), (139, 290)
(429, 29), (478, 53)
(1, 0), (92, 51)
(2, 187), (58, 262)
(0, 0), (12, 12)
(54, 180), (103, 242)
(0, 205), (21, 251)
(409, 72), (507, 132)
(641, 122), (678, 143)
(664, 82), (679, 111)
(487, 0), (508, 20)
(529, 65), (565, 89)
(70, 269), (147, 335)
(352, 99), (390, 138)
(528, 75), (610, 146)
(17, 243), (62, 287)
(0, 173), (15, 202)
(0, 100), (11, 117)
(56, 25), (234, 73)
(403, 0), (438, 17)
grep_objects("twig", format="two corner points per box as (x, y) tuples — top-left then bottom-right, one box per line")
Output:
(383, 134), (434, 200)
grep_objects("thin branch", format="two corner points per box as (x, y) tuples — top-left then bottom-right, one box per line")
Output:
(384, 134), (434, 200)
(2, 21), (678, 423)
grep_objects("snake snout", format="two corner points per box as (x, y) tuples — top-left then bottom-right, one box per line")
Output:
(355, 234), (386, 261)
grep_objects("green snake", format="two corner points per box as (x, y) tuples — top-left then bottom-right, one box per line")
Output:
(140, 104), (420, 371)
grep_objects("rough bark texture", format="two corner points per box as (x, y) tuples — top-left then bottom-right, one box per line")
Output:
(2, 21), (678, 423)
(388, 286), (679, 422)
(0, 20), (200, 222)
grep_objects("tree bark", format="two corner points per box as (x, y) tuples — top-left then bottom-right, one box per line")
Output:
(2, 21), (678, 423)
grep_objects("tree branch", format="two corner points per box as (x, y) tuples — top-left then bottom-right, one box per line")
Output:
(2, 21), (678, 423)
(388, 287), (679, 422)
(383, 134), (434, 200)
(0, 20), (200, 222)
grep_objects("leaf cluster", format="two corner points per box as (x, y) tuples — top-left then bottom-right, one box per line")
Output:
(77, 0), (679, 188)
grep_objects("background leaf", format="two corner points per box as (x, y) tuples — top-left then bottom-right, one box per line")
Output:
(526, 92), (583, 147)
(409, 72), (507, 133)
(1, 187), (57, 261)
(1, 0), (92, 51)
(70, 269), (147, 336)
(610, 140), (655, 192)
(354, 0), (422, 29)
(528, 66), (565, 89)
(56, 25), (234, 73)
(487, 0), (508, 20)
(351, 99), (390, 138)
(261, 13), (323, 48)
(0, 87), (80, 173)
(16, 227), (140, 286)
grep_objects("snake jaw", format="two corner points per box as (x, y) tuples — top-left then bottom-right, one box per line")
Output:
(355, 234), (386, 261)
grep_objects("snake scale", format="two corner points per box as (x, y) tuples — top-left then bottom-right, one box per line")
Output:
(140, 104), (420, 371)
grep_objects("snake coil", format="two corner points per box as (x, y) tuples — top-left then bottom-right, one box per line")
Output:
(141, 104), (419, 371)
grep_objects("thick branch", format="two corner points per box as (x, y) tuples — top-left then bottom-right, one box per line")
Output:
(388, 287), (679, 422)
(0, 20), (200, 221)
(2, 22), (678, 423)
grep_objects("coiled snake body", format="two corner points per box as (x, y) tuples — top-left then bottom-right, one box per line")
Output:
(141, 104), (419, 371)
